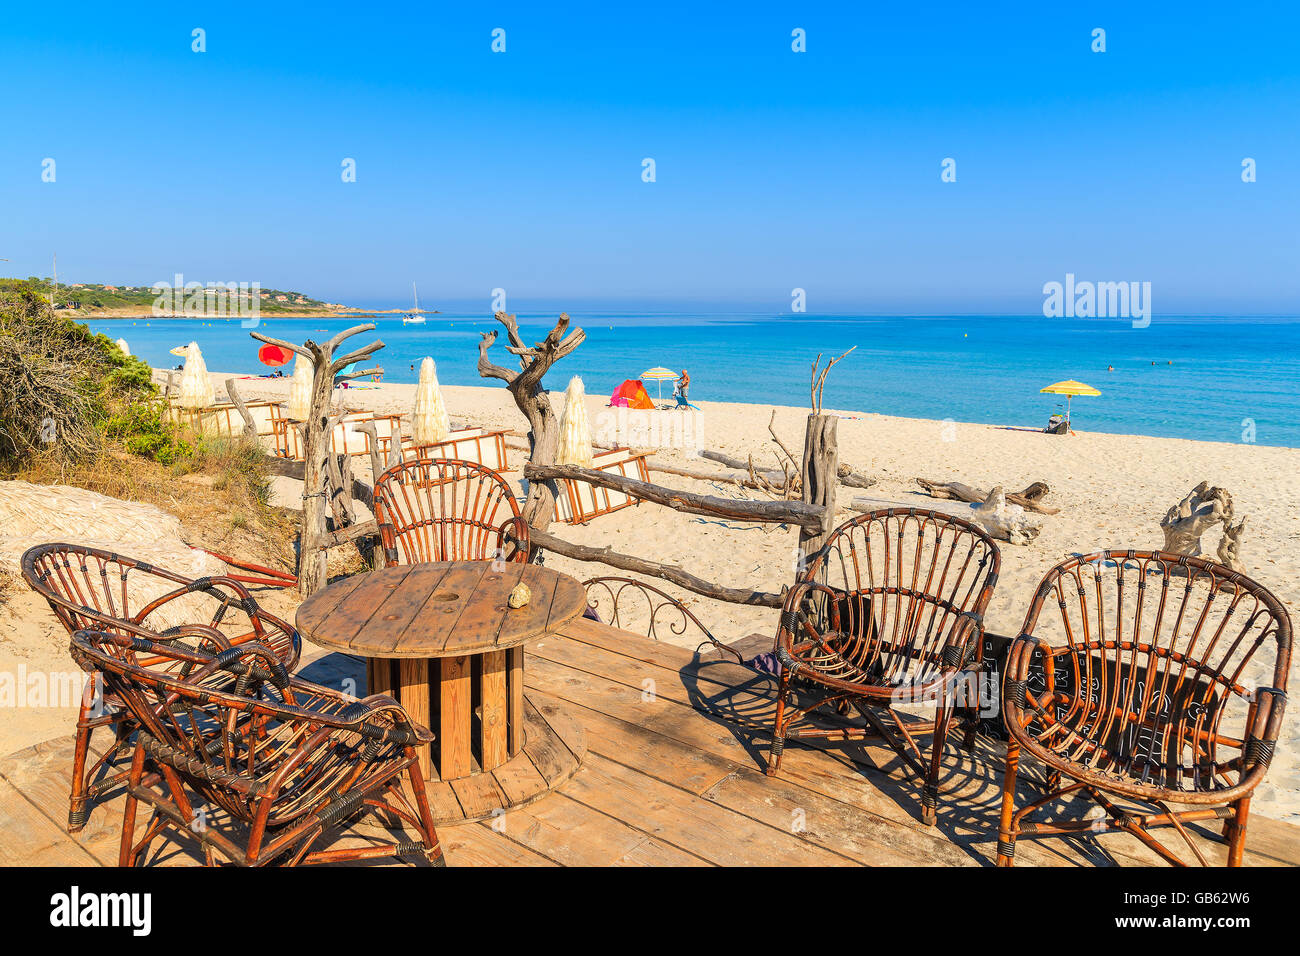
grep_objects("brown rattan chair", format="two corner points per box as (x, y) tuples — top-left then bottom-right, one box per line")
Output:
(769, 508), (1001, 824)
(21, 543), (301, 831)
(71, 628), (445, 867)
(997, 550), (1291, 867)
(582, 576), (743, 663)
(372, 458), (529, 566)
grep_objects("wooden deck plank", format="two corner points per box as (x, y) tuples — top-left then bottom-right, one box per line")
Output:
(561, 753), (858, 867)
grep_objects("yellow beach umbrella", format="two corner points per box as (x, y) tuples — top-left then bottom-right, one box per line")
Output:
(640, 366), (677, 401)
(1040, 379), (1100, 425)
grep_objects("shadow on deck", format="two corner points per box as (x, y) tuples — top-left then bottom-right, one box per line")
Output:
(2, 617), (1297, 867)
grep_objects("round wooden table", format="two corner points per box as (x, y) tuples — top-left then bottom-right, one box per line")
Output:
(297, 561), (588, 824)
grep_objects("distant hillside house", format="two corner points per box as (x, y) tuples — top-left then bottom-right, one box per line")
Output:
(275, 295), (288, 302)
(103, 285), (117, 291)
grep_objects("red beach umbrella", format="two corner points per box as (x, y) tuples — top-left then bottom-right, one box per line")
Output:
(258, 344), (294, 367)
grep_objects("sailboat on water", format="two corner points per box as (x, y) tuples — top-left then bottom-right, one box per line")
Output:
(402, 282), (426, 325)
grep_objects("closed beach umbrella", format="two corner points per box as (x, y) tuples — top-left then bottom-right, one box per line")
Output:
(640, 366), (677, 400)
(1040, 379), (1100, 425)
(177, 342), (215, 409)
(288, 354), (313, 420)
(412, 357), (451, 445)
(557, 376), (594, 467)
(115, 337), (130, 357)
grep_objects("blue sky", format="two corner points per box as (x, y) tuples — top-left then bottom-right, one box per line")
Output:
(2, 3), (1297, 314)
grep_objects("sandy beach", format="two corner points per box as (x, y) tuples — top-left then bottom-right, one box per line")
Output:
(4, 370), (1298, 822)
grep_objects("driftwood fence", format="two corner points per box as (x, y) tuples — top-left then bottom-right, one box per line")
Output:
(243, 311), (850, 607)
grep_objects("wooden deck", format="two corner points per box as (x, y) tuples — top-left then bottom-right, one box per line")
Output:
(3, 617), (1298, 867)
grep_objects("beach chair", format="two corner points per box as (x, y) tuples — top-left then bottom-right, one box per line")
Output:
(997, 551), (1290, 867)
(70, 629), (444, 867)
(582, 576), (742, 663)
(553, 447), (650, 524)
(21, 543), (300, 832)
(768, 508), (1001, 824)
(372, 458), (529, 566)
(409, 427), (511, 472)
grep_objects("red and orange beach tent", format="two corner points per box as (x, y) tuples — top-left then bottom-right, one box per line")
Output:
(610, 379), (655, 409)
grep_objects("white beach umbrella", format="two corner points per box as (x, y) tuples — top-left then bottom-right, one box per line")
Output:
(177, 342), (215, 409)
(557, 376), (594, 467)
(412, 357), (451, 445)
(288, 354), (313, 420)
(115, 337), (130, 357)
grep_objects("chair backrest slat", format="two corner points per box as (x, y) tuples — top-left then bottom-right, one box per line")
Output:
(372, 458), (525, 565)
(1016, 551), (1291, 794)
(799, 509), (1000, 684)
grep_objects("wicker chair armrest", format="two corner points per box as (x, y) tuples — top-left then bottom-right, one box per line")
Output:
(130, 574), (258, 627)
(1243, 687), (1287, 774)
(941, 611), (985, 672)
(377, 522), (400, 567)
(497, 515), (530, 563)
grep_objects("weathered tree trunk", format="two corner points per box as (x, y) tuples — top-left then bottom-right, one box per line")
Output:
(250, 323), (384, 595)
(525, 462), (826, 531)
(477, 312), (585, 535)
(798, 413), (840, 568)
(224, 378), (258, 440)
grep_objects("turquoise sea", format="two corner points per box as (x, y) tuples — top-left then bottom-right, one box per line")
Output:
(88, 312), (1300, 450)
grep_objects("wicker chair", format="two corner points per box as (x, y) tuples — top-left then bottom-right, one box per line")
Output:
(582, 576), (742, 663)
(21, 543), (301, 832)
(997, 551), (1291, 867)
(70, 629), (443, 867)
(372, 458), (529, 567)
(769, 508), (1001, 824)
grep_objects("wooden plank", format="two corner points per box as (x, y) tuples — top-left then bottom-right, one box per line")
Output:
(614, 837), (712, 867)
(324, 565), (415, 649)
(349, 563), (454, 654)
(480, 650), (509, 770)
(440, 823), (557, 867)
(491, 749), (551, 806)
(368, 658), (396, 699)
(488, 791), (669, 866)
(402, 563), (491, 655)
(398, 658), (432, 778)
(439, 655), (472, 779)
(560, 754), (856, 867)
(0, 777), (100, 866)
(507, 646), (525, 755)
(522, 702), (582, 784)
(448, 771), (509, 820)
(294, 572), (369, 639)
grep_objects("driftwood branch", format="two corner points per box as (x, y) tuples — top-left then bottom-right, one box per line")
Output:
(525, 462), (827, 532)
(248, 331), (315, 360)
(810, 347), (855, 413)
(478, 312), (587, 529)
(915, 478), (1059, 515)
(224, 378), (258, 440)
(529, 528), (781, 608)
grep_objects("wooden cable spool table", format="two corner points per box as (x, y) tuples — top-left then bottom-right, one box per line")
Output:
(296, 560), (588, 824)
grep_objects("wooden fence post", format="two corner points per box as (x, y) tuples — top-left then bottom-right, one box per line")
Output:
(798, 413), (839, 573)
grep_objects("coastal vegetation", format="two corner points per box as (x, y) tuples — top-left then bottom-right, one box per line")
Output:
(0, 281), (292, 571)
(2, 276), (343, 316)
